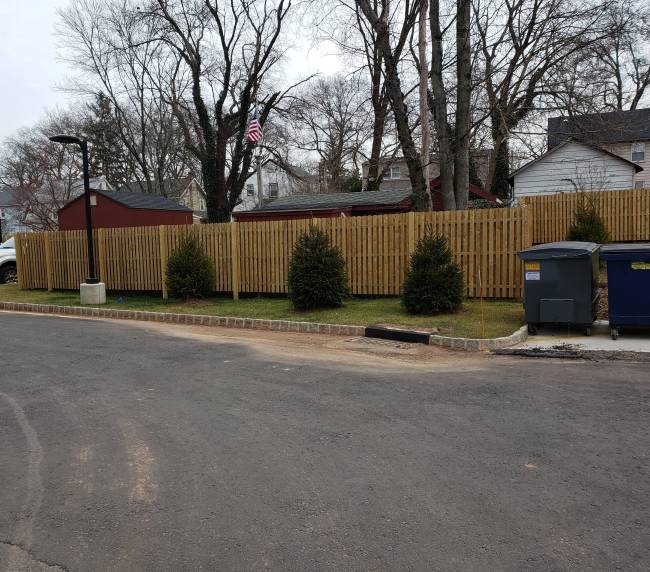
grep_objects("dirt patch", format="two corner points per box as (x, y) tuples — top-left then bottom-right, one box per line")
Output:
(598, 286), (609, 320)
(376, 322), (443, 334)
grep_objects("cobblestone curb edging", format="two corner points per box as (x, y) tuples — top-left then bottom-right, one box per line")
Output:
(0, 301), (365, 337)
(429, 325), (528, 351)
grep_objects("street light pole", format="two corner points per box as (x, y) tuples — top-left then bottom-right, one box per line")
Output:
(79, 140), (99, 284)
(49, 134), (104, 304)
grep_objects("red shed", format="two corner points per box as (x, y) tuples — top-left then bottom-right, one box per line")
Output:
(58, 189), (193, 230)
(430, 177), (500, 210)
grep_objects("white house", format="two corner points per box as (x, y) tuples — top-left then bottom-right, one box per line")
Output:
(235, 160), (320, 212)
(548, 108), (650, 189)
(510, 139), (643, 198)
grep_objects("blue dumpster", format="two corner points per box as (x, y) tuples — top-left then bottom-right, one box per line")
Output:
(600, 243), (650, 340)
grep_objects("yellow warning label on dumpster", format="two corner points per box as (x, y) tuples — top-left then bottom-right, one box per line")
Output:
(631, 262), (650, 270)
(525, 262), (541, 271)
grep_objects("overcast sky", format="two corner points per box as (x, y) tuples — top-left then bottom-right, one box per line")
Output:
(0, 1), (341, 144)
(0, 0), (72, 141)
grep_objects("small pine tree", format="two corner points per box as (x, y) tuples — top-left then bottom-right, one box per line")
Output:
(402, 233), (464, 315)
(288, 226), (348, 310)
(166, 234), (215, 299)
(567, 194), (610, 243)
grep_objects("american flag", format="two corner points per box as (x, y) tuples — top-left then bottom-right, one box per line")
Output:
(247, 108), (263, 143)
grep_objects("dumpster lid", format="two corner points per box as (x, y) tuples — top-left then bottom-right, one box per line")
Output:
(519, 241), (600, 260)
(601, 243), (650, 256)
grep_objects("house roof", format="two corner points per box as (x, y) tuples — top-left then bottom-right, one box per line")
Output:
(508, 139), (644, 183)
(248, 189), (412, 213)
(60, 188), (192, 212)
(430, 177), (499, 204)
(118, 177), (199, 199)
(0, 189), (18, 207)
(548, 108), (650, 148)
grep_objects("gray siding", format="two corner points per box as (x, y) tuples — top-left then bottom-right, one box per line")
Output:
(514, 141), (636, 197)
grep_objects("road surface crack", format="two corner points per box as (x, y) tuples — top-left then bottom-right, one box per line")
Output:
(0, 540), (70, 571)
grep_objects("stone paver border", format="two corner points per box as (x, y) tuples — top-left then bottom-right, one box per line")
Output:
(429, 325), (528, 351)
(0, 301), (365, 337)
(0, 301), (527, 351)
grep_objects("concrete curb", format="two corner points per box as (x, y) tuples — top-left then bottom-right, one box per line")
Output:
(0, 300), (528, 352)
(0, 301), (365, 338)
(429, 325), (529, 352)
(363, 323), (528, 351)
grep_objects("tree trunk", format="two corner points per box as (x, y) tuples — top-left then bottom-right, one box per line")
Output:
(487, 124), (511, 201)
(377, 29), (429, 210)
(453, 0), (471, 210)
(418, 0), (431, 196)
(366, 97), (387, 192)
(429, 0), (455, 210)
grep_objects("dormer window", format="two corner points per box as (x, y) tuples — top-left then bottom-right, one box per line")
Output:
(632, 142), (645, 162)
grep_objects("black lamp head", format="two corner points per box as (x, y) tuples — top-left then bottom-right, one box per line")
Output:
(49, 134), (83, 145)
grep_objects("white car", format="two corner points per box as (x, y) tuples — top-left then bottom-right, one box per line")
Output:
(0, 237), (17, 283)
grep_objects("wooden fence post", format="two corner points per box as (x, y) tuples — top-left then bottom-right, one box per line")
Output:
(14, 233), (24, 289)
(230, 221), (240, 301)
(97, 229), (108, 285)
(523, 205), (534, 248)
(159, 226), (168, 301)
(407, 211), (416, 257)
(44, 232), (54, 291)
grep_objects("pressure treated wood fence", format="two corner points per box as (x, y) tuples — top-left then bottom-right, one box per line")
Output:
(521, 187), (650, 244)
(16, 208), (530, 299)
(15, 188), (650, 300)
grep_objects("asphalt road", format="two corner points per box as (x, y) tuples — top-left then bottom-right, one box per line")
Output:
(1, 312), (649, 571)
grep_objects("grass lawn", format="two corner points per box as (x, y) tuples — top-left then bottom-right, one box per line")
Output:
(0, 283), (523, 339)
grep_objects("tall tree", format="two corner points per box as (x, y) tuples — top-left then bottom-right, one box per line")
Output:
(59, 0), (195, 193)
(147, 0), (295, 222)
(429, 0), (455, 209)
(82, 93), (131, 186)
(355, 0), (431, 211)
(472, 0), (607, 198)
(0, 112), (85, 231)
(454, 0), (472, 210)
(290, 75), (371, 192)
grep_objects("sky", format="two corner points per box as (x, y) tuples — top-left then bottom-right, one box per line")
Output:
(0, 0), (72, 141)
(0, 1), (342, 144)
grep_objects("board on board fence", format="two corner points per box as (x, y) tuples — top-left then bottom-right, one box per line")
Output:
(15, 207), (529, 299)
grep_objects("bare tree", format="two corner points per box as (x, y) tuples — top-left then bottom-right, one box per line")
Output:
(142, 0), (300, 222)
(589, 0), (650, 111)
(289, 75), (371, 192)
(355, 0), (431, 211)
(472, 0), (607, 199)
(0, 112), (85, 230)
(59, 0), (194, 193)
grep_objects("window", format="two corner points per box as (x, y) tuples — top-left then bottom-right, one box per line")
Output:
(268, 182), (279, 198)
(632, 142), (645, 162)
(635, 180), (647, 189)
(246, 184), (255, 197)
(381, 166), (401, 180)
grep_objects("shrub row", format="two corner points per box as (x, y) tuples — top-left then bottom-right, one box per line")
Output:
(165, 226), (465, 315)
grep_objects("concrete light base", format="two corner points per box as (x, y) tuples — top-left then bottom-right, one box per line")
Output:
(80, 282), (106, 305)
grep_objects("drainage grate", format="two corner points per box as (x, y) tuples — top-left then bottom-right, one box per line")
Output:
(346, 336), (417, 349)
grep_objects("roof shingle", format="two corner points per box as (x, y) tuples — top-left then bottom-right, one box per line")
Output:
(548, 108), (650, 148)
(95, 189), (192, 211)
(251, 189), (412, 212)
